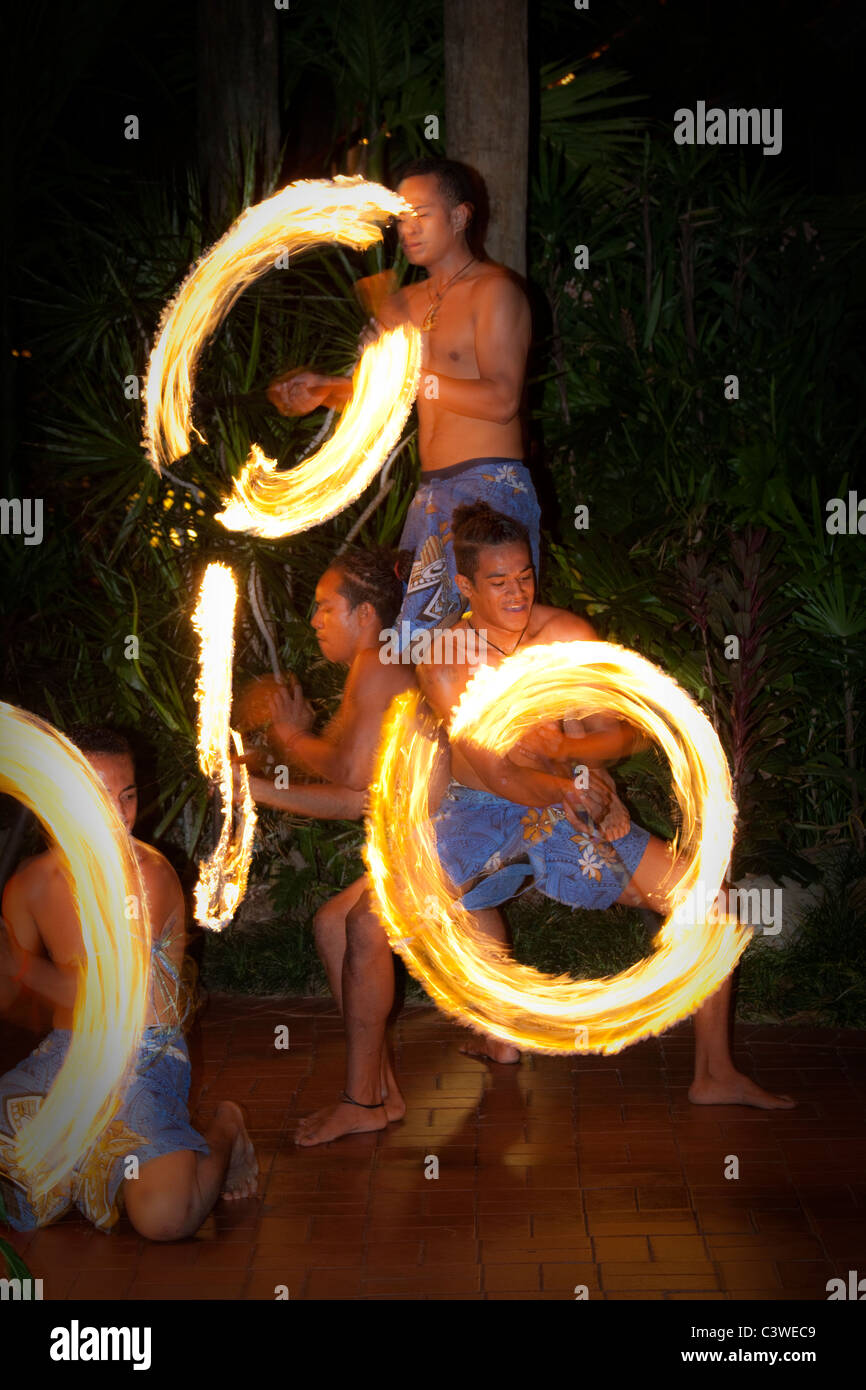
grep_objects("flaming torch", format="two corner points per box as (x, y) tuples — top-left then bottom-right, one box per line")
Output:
(366, 642), (751, 1055)
(143, 177), (422, 538)
(0, 703), (150, 1195)
(191, 563), (256, 930)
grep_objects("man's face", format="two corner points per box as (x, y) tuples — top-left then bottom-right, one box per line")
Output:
(311, 567), (366, 664)
(396, 175), (466, 266)
(458, 543), (535, 632)
(88, 752), (138, 833)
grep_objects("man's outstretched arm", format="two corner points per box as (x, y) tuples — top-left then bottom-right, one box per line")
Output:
(248, 777), (365, 820)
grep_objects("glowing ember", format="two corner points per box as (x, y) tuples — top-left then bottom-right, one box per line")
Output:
(191, 563), (256, 930)
(143, 176), (422, 538)
(366, 642), (751, 1055)
(0, 703), (150, 1194)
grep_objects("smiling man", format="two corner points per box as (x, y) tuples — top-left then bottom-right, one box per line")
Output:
(268, 156), (541, 640)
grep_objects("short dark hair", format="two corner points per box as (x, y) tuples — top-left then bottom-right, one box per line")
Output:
(332, 546), (403, 631)
(67, 725), (135, 762)
(398, 157), (476, 222)
(452, 502), (532, 583)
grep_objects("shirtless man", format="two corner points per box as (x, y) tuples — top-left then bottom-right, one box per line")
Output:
(296, 503), (795, 1145)
(0, 727), (257, 1240)
(268, 155), (541, 637)
(242, 548), (415, 1124)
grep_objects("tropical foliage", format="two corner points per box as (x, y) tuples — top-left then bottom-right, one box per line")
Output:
(3, 7), (864, 1017)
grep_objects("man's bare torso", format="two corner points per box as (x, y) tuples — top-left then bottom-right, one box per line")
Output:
(9, 840), (181, 1031)
(423, 603), (588, 792)
(399, 264), (527, 471)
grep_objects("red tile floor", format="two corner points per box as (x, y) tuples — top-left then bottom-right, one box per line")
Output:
(3, 996), (866, 1300)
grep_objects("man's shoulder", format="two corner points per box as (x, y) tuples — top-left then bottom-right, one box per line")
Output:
(529, 604), (597, 644)
(134, 840), (181, 893)
(356, 645), (414, 693)
(473, 263), (527, 304)
(5, 850), (58, 899)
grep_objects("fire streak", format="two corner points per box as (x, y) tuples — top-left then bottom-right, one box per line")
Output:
(366, 642), (751, 1055)
(143, 176), (422, 538)
(191, 563), (256, 930)
(0, 703), (149, 1194)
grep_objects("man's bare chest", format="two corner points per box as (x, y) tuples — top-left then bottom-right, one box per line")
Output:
(405, 283), (478, 374)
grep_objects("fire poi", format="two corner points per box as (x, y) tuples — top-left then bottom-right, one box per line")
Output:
(0, 703), (150, 1194)
(191, 562), (256, 931)
(365, 641), (751, 1055)
(143, 176), (422, 538)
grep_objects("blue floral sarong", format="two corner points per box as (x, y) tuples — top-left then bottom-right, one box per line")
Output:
(432, 782), (651, 912)
(396, 457), (541, 641)
(0, 1028), (208, 1234)
(0, 916), (208, 1234)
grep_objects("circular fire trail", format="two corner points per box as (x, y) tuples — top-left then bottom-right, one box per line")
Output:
(0, 704), (150, 1194)
(366, 642), (751, 1055)
(143, 176), (421, 538)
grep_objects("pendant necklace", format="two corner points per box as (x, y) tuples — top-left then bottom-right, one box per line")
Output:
(420, 256), (476, 332)
(467, 618), (529, 657)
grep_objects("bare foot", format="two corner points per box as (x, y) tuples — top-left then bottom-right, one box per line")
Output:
(688, 1072), (796, 1109)
(295, 1099), (388, 1147)
(218, 1101), (258, 1199)
(460, 1032), (520, 1065)
(381, 1052), (406, 1123)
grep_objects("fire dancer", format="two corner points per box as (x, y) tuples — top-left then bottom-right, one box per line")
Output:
(0, 728), (257, 1238)
(268, 156), (541, 639)
(241, 547), (414, 1123)
(296, 503), (796, 1146)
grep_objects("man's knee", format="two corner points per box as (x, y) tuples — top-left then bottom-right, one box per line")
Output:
(345, 894), (388, 957)
(124, 1186), (193, 1242)
(312, 900), (343, 946)
(122, 1152), (198, 1242)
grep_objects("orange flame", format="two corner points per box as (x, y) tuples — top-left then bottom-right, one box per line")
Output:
(366, 642), (751, 1055)
(191, 563), (256, 930)
(0, 704), (149, 1194)
(143, 176), (421, 538)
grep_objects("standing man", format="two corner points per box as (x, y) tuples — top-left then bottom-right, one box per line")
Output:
(268, 156), (541, 637)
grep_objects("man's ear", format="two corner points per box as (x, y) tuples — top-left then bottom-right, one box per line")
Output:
(455, 572), (473, 601)
(453, 201), (472, 233)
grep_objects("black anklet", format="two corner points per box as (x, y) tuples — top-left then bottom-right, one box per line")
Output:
(341, 1089), (384, 1110)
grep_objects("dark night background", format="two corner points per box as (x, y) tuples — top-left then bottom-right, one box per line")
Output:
(1, 0), (864, 1018)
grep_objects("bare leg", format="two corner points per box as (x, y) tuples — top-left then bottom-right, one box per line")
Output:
(295, 889), (394, 1145)
(121, 1100), (257, 1241)
(312, 875), (405, 1122)
(457, 907), (520, 1064)
(312, 875), (366, 1012)
(618, 836), (796, 1109)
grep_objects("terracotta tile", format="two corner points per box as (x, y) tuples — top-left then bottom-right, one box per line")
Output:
(540, 1262), (601, 1291)
(592, 1235), (651, 1262)
(776, 1260), (838, 1290)
(588, 1213), (698, 1236)
(602, 1268), (720, 1291)
(717, 1260), (782, 1290)
(483, 1263), (541, 1292)
(244, 1271), (309, 1299)
(582, 1188), (638, 1212)
(649, 1235), (710, 1259)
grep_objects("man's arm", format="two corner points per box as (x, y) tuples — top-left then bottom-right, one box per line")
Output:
(425, 276), (530, 425)
(272, 653), (399, 791)
(511, 612), (649, 767)
(0, 878), (78, 1009)
(416, 660), (597, 813)
(249, 777), (365, 820)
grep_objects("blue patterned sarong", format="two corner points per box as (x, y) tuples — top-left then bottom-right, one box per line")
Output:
(0, 1027), (208, 1233)
(0, 916), (208, 1233)
(433, 782), (651, 911)
(396, 457), (541, 641)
